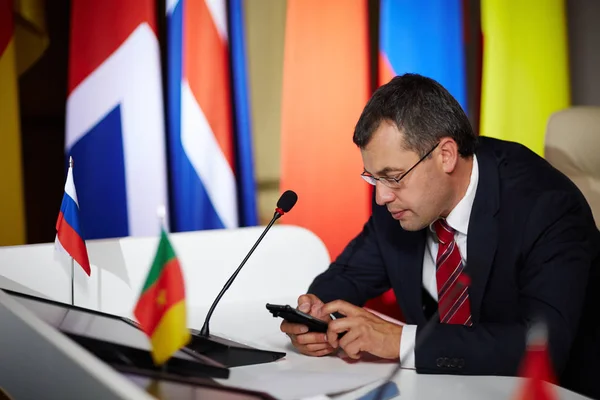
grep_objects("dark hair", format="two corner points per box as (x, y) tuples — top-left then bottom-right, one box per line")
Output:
(353, 73), (477, 157)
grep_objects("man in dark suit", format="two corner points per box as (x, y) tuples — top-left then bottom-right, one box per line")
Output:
(280, 74), (600, 399)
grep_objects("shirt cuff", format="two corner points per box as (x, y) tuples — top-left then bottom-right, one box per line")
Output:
(399, 324), (417, 369)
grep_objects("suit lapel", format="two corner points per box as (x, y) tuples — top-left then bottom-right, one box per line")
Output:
(384, 225), (427, 324)
(466, 147), (500, 321)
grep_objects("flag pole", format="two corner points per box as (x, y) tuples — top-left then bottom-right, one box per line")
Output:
(157, 204), (167, 376)
(71, 257), (75, 305)
(70, 156), (75, 306)
(157, 205), (167, 233)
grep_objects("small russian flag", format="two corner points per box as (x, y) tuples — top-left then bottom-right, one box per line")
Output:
(55, 157), (91, 276)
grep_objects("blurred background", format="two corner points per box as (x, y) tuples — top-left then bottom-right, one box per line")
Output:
(1, 0), (599, 266)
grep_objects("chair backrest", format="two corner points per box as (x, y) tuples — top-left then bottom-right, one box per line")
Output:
(545, 106), (600, 227)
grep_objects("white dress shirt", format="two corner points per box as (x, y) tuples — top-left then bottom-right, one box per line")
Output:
(398, 155), (479, 368)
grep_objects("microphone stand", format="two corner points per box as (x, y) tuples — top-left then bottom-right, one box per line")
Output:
(200, 209), (283, 337)
(185, 209), (289, 368)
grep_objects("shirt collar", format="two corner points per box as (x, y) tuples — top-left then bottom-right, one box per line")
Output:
(428, 155), (479, 237)
(445, 155), (478, 236)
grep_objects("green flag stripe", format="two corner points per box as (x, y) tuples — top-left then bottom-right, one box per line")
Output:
(141, 229), (177, 292)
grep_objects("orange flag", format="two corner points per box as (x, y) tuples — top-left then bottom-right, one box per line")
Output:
(280, 0), (371, 261)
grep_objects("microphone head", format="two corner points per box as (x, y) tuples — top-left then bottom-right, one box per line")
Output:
(277, 190), (298, 213)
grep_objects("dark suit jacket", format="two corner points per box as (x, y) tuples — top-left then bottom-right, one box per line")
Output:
(308, 137), (600, 399)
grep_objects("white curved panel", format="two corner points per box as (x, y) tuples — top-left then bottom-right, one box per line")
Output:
(0, 225), (331, 324)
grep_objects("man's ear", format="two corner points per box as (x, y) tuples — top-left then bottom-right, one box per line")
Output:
(439, 138), (459, 174)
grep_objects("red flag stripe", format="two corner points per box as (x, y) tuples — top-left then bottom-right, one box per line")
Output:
(56, 211), (91, 275)
(183, 0), (234, 169)
(68, 0), (158, 93)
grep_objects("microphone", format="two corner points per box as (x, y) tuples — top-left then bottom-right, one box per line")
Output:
(200, 190), (298, 337)
(369, 274), (472, 400)
(186, 190), (298, 368)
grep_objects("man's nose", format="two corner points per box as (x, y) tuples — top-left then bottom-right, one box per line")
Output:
(375, 182), (395, 206)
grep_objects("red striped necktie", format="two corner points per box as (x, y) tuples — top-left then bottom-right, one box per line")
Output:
(433, 218), (473, 326)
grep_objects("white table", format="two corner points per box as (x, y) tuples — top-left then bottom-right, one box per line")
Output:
(191, 300), (592, 400)
(0, 224), (592, 399)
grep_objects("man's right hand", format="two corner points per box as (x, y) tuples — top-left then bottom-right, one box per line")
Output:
(279, 294), (335, 357)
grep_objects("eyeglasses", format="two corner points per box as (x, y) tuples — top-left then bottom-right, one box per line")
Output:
(361, 142), (439, 189)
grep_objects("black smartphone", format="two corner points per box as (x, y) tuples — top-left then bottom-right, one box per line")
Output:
(265, 303), (329, 333)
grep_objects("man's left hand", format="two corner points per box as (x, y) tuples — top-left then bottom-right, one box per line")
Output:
(321, 300), (403, 360)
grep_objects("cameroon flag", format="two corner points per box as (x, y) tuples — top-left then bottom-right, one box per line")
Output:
(134, 229), (190, 365)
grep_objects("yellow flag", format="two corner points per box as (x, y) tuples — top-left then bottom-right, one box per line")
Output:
(0, 0), (48, 246)
(0, 0), (26, 246)
(480, 0), (570, 156)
